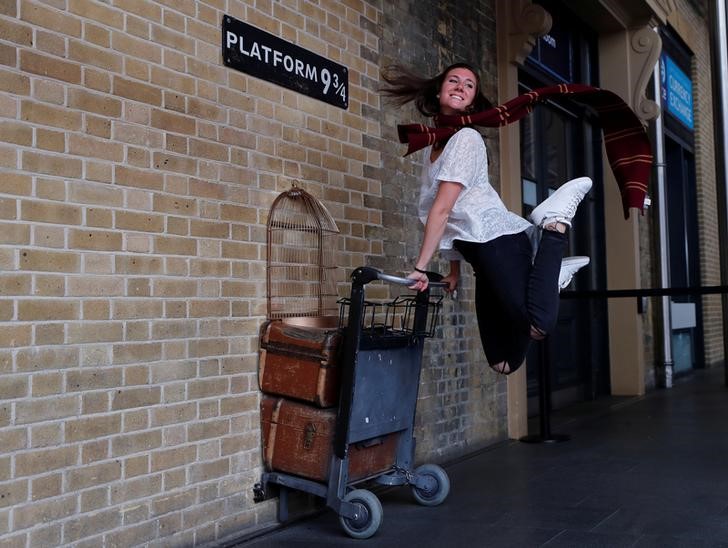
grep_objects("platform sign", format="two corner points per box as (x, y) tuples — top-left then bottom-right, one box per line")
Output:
(222, 15), (348, 110)
(660, 53), (693, 130)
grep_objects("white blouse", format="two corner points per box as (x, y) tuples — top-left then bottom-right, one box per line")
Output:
(418, 127), (533, 261)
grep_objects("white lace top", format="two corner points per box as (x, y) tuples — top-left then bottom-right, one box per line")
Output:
(418, 128), (532, 261)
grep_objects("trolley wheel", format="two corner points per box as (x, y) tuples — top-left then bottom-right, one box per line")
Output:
(411, 464), (450, 506)
(338, 489), (382, 539)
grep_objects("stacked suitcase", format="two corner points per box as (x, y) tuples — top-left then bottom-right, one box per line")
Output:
(258, 318), (399, 483)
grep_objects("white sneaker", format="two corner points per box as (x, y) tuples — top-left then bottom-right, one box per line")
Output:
(559, 256), (590, 291)
(528, 177), (593, 228)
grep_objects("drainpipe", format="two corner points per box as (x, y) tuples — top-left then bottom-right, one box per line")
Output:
(652, 47), (673, 388)
(709, 0), (728, 387)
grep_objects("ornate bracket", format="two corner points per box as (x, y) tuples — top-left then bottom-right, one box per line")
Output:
(630, 26), (662, 122)
(508, 0), (552, 65)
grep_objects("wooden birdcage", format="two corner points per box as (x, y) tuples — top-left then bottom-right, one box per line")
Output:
(266, 183), (340, 320)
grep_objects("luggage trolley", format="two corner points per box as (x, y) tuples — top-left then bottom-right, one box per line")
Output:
(254, 266), (450, 539)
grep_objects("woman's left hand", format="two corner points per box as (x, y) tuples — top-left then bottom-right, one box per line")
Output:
(441, 272), (458, 294)
(406, 270), (429, 292)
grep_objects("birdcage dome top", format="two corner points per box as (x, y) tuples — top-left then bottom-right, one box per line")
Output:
(267, 184), (339, 234)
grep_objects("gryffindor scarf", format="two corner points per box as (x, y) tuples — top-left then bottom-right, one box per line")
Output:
(397, 84), (653, 219)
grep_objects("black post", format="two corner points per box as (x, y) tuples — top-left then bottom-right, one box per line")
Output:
(520, 337), (569, 443)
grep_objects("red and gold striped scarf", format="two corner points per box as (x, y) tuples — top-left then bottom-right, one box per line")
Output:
(397, 84), (653, 219)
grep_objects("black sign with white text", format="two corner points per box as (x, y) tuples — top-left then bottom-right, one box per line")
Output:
(222, 15), (348, 110)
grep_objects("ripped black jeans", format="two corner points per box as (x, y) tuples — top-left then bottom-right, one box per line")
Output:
(454, 229), (567, 374)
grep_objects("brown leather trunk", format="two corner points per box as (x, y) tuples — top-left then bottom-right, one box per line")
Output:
(259, 319), (342, 407)
(260, 396), (399, 482)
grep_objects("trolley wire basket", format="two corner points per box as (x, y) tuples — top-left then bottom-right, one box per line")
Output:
(266, 183), (340, 320)
(338, 293), (443, 340)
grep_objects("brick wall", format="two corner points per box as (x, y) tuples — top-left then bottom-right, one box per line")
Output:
(682, 0), (726, 369)
(0, 0), (512, 545)
(0, 1), (389, 546)
(375, 0), (507, 460)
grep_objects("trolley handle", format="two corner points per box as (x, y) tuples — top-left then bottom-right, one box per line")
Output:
(376, 271), (447, 288)
(351, 266), (447, 288)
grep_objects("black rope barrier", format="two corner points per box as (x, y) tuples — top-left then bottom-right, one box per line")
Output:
(561, 285), (728, 299)
(521, 285), (728, 444)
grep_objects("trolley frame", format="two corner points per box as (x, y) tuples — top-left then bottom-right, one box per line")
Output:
(254, 266), (448, 536)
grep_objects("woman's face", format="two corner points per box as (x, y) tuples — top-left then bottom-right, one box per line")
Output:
(438, 67), (477, 115)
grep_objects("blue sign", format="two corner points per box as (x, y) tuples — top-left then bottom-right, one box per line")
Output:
(660, 53), (693, 130)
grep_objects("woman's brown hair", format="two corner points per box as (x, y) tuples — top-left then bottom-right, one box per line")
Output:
(380, 62), (493, 117)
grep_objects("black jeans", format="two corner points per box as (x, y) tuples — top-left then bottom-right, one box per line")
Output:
(454, 229), (567, 373)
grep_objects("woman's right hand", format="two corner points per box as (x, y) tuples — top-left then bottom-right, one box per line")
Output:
(406, 270), (429, 292)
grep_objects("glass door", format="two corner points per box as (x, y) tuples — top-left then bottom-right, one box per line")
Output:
(520, 0), (608, 410)
(665, 134), (703, 373)
(520, 99), (609, 408)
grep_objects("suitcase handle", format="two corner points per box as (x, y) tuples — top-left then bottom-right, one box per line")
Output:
(355, 436), (384, 448)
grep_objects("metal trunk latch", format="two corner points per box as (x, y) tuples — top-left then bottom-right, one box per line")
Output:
(303, 422), (317, 449)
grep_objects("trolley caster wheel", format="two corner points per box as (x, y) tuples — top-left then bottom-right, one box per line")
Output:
(252, 482), (266, 503)
(338, 489), (382, 539)
(411, 464), (450, 506)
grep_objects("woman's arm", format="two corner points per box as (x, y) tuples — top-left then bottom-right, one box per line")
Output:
(408, 180), (463, 291)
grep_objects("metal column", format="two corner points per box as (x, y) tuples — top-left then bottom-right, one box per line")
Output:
(652, 45), (674, 388)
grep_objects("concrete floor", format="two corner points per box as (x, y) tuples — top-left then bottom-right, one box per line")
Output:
(227, 368), (728, 547)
